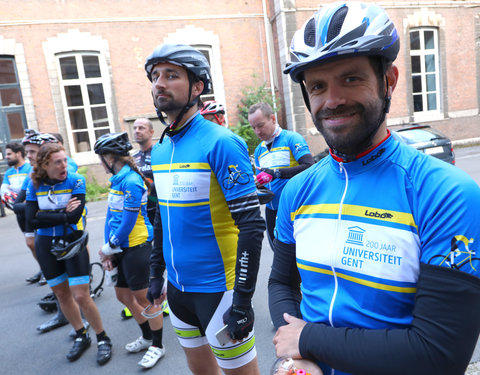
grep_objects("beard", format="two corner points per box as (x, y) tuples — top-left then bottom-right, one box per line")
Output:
(153, 91), (186, 114)
(7, 158), (18, 167)
(312, 97), (384, 157)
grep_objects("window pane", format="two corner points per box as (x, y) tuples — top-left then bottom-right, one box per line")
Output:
(59, 56), (79, 80)
(412, 75), (422, 93)
(69, 109), (87, 129)
(87, 83), (105, 105)
(410, 31), (420, 50)
(0, 87), (21, 106)
(426, 74), (436, 92)
(425, 54), (436, 73)
(411, 56), (421, 74)
(64, 85), (83, 106)
(413, 95), (423, 112)
(94, 128), (110, 140)
(427, 93), (437, 110)
(83, 56), (101, 78)
(7, 112), (25, 138)
(73, 131), (91, 153)
(424, 30), (435, 49)
(0, 59), (17, 84)
(91, 106), (108, 128)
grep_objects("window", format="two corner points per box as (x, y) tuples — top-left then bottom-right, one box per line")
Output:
(410, 28), (441, 114)
(57, 53), (114, 156)
(195, 46), (216, 102)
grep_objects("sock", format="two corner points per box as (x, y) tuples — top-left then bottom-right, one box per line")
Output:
(76, 327), (87, 338)
(151, 327), (163, 348)
(140, 321), (152, 340)
(96, 330), (110, 342)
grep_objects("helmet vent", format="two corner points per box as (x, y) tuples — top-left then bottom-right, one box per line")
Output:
(327, 6), (348, 43)
(304, 17), (317, 47)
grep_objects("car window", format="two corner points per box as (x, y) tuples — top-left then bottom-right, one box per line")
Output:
(396, 128), (443, 143)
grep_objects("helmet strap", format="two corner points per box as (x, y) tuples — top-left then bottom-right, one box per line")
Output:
(100, 154), (117, 175)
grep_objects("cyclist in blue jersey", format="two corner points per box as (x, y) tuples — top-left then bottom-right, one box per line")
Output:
(1, 142), (30, 210)
(269, 3), (480, 375)
(25, 142), (112, 365)
(145, 44), (265, 375)
(200, 100), (227, 127)
(95, 132), (165, 369)
(248, 102), (314, 250)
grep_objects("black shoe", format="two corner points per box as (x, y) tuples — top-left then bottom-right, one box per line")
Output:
(26, 271), (42, 284)
(37, 312), (69, 333)
(96, 338), (112, 366)
(67, 334), (91, 362)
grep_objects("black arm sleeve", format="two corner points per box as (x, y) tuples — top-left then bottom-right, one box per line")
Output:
(299, 263), (480, 375)
(12, 189), (26, 215)
(26, 193), (86, 229)
(149, 204), (165, 279)
(278, 154), (314, 179)
(268, 239), (302, 330)
(25, 200), (38, 233)
(228, 193), (265, 307)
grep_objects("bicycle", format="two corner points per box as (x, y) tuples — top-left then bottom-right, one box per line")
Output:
(428, 235), (478, 271)
(222, 164), (250, 190)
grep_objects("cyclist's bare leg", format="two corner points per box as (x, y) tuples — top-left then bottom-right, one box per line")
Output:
(183, 345), (222, 375)
(25, 236), (37, 260)
(131, 287), (164, 331)
(115, 286), (148, 324)
(52, 281), (83, 330)
(70, 283), (104, 334)
(222, 357), (260, 375)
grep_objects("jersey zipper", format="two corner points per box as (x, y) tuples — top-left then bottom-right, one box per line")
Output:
(328, 162), (349, 330)
(167, 140), (182, 291)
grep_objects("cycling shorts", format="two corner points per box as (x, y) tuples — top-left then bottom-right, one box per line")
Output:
(114, 241), (152, 291)
(167, 281), (257, 369)
(35, 234), (90, 287)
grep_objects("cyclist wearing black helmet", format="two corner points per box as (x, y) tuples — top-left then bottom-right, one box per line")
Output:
(25, 142), (112, 365)
(269, 2), (480, 375)
(95, 132), (165, 369)
(145, 43), (265, 374)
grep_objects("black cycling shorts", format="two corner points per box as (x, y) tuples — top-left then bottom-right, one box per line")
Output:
(36, 234), (90, 281)
(167, 281), (224, 337)
(114, 241), (152, 291)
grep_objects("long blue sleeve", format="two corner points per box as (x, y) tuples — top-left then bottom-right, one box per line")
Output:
(108, 208), (139, 247)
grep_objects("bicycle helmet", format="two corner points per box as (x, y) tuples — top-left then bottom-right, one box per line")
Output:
(145, 44), (212, 140)
(51, 229), (89, 260)
(22, 129), (59, 146)
(94, 132), (132, 156)
(200, 100), (225, 115)
(1, 191), (17, 210)
(284, 2), (399, 83)
(145, 44), (212, 95)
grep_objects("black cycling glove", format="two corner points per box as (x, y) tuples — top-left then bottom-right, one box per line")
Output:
(223, 305), (254, 340)
(146, 276), (164, 304)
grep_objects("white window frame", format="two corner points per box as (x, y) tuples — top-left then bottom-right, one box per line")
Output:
(55, 52), (115, 164)
(410, 27), (442, 122)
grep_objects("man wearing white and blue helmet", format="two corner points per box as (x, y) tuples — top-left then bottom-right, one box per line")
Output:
(269, 2), (480, 375)
(145, 44), (265, 374)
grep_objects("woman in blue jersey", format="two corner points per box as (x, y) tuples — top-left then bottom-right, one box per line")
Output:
(25, 142), (112, 365)
(95, 132), (165, 369)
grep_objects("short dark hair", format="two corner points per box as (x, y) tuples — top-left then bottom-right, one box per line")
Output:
(51, 133), (64, 144)
(6, 142), (25, 158)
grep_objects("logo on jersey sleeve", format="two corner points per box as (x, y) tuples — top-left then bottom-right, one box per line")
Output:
(74, 179), (84, 190)
(428, 235), (478, 272)
(222, 165), (250, 190)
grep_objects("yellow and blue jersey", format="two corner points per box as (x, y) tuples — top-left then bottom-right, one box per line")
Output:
(105, 164), (152, 248)
(151, 113), (257, 293)
(26, 172), (86, 236)
(1, 163), (31, 194)
(254, 129), (311, 210)
(276, 134), (480, 348)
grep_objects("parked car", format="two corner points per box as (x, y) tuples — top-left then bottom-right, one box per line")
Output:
(392, 124), (455, 165)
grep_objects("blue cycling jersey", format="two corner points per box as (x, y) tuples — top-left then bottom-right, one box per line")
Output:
(67, 156), (78, 173)
(254, 129), (311, 210)
(151, 113), (257, 293)
(1, 163), (31, 194)
(275, 134), (480, 375)
(26, 172), (86, 236)
(105, 164), (152, 248)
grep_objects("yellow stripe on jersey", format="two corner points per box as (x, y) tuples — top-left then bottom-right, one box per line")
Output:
(209, 172), (237, 291)
(152, 162), (210, 171)
(297, 262), (417, 294)
(291, 203), (417, 229)
(36, 189), (73, 196)
(128, 208), (149, 247)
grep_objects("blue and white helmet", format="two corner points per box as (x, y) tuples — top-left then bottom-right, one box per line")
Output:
(284, 2), (400, 82)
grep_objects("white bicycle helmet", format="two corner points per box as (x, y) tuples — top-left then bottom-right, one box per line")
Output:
(200, 100), (225, 115)
(284, 1), (399, 83)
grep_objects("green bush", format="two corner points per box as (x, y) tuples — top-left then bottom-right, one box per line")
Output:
(231, 81), (280, 155)
(77, 166), (109, 202)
